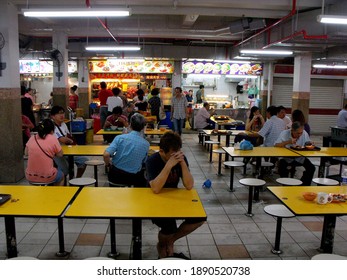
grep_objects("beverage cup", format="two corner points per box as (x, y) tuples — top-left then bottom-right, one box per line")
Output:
(317, 192), (333, 204)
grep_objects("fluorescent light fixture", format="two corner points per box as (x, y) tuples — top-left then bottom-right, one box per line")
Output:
(240, 49), (293, 55)
(233, 56), (256, 60)
(85, 46), (141, 51)
(214, 59), (251, 64)
(317, 15), (347, 24)
(313, 64), (347, 69)
(108, 58), (145, 62)
(23, 8), (131, 17)
(226, 75), (258, 79)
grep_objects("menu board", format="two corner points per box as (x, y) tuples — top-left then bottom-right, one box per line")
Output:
(182, 61), (263, 75)
(88, 60), (174, 73)
(19, 60), (78, 73)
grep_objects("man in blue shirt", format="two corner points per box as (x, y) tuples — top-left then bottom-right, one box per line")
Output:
(103, 113), (150, 187)
(275, 121), (315, 185)
(337, 104), (347, 128)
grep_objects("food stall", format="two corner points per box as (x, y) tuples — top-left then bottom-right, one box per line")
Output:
(88, 59), (174, 101)
(181, 60), (263, 129)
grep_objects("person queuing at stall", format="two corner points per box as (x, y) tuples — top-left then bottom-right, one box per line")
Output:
(68, 85), (79, 111)
(103, 106), (129, 143)
(195, 84), (204, 104)
(135, 94), (148, 112)
(107, 87), (123, 113)
(292, 109), (311, 135)
(148, 88), (161, 124)
(145, 131), (206, 259)
(337, 104), (347, 128)
(25, 119), (64, 186)
(25, 87), (35, 103)
(103, 113), (149, 187)
(185, 89), (194, 127)
(274, 121), (315, 185)
(50, 106), (88, 178)
(277, 105), (292, 129)
(171, 87), (188, 136)
(98, 81), (113, 142)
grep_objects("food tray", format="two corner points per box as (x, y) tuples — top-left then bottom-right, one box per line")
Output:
(214, 116), (229, 121)
(290, 145), (321, 151)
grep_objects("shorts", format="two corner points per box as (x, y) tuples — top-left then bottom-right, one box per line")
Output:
(53, 169), (64, 184)
(152, 217), (207, 235)
(74, 156), (88, 168)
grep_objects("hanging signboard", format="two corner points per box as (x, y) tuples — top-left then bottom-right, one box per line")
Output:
(88, 60), (174, 73)
(19, 60), (78, 74)
(181, 60), (263, 75)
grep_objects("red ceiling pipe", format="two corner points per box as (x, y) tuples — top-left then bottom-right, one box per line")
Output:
(263, 29), (328, 49)
(234, 0), (297, 47)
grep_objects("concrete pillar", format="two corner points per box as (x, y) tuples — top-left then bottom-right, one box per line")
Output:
(259, 62), (273, 116)
(343, 80), (347, 107)
(52, 32), (69, 115)
(0, 1), (24, 182)
(292, 54), (311, 121)
(77, 59), (90, 118)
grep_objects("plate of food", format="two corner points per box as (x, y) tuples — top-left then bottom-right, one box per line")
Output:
(214, 115), (229, 121)
(290, 145), (321, 151)
(329, 193), (347, 202)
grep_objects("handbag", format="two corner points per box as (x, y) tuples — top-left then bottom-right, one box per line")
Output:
(159, 101), (166, 120)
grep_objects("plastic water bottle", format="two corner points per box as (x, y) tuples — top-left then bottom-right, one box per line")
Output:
(340, 169), (347, 194)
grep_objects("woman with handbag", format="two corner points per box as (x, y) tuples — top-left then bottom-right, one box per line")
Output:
(25, 119), (64, 185)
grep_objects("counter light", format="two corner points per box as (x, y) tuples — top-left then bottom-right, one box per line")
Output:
(313, 64), (347, 69)
(226, 75), (258, 79)
(317, 15), (347, 24)
(23, 8), (131, 17)
(240, 49), (293, 55)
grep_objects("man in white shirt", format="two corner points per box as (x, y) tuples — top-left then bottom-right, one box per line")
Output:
(275, 121), (315, 185)
(107, 87), (123, 113)
(277, 105), (292, 129)
(194, 102), (215, 130)
(50, 106), (88, 178)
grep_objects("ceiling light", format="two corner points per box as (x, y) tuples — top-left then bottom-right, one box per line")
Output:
(313, 64), (347, 69)
(214, 59), (251, 64)
(317, 15), (347, 24)
(85, 45), (141, 51)
(22, 8), (131, 17)
(240, 49), (293, 55)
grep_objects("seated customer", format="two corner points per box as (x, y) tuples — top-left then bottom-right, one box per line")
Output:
(104, 113), (149, 187)
(274, 121), (315, 185)
(25, 119), (64, 185)
(50, 105), (88, 178)
(145, 132), (206, 259)
(194, 102), (215, 130)
(104, 106), (129, 143)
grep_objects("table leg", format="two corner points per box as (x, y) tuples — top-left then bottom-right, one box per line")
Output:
(108, 218), (120, 258)
(56, 217), (69, 257)
(225, 135), (230, 161)
(246, 186), (254, 217)
(132, 218), (142, 260)
(318, 157), (327, 178)
(229, 167), (235, 192)
(68, 155), (74, 180)
(319, 215), (336, 253)
(94, 166), (98, 187)
(4, 216), (17, 258)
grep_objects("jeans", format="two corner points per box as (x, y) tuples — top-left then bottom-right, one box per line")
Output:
(172, 118), (184, 135)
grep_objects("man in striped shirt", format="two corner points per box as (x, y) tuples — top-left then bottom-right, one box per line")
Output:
(171, 87), (188, 135)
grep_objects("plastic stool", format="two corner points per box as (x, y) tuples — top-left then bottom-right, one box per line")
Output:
(6, 256), (39, 260)
(151, 139), (160, 145)
(85, 160), (104, 187)
(204, 140), (220, 162)
(276, 178), (303, 186)
(198, 131), (205, 145)
(312, 178), (339, 186)
(29, 180), (55, 186)
(311, 253), (347, 260)
(212, 149), (226, 175)
(239, 178), (266, 217)
(223, 161), (245, 192)
(264, 204), (295, 254)
(69, 177), (96, 187)
(251, 161), (274, 178)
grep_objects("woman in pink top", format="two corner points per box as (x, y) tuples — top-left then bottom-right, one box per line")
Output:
(25, 119), (64, 185)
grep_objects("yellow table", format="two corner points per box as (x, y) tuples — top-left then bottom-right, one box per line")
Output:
(0, 185), (79, 258)
(288, 147), (347, 177)
(65, 187), (206, 259)
(96, 128), (171, 136)
(62, 145), (158, 179)
(268, 186), (347, 253)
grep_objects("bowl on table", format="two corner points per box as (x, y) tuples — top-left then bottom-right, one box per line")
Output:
(110, 126), (117, 131)
(159, 127), (166, 131)
(303, 192), (317, 201)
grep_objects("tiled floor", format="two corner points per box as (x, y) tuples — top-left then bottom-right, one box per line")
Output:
(1, 131), (347, 260)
